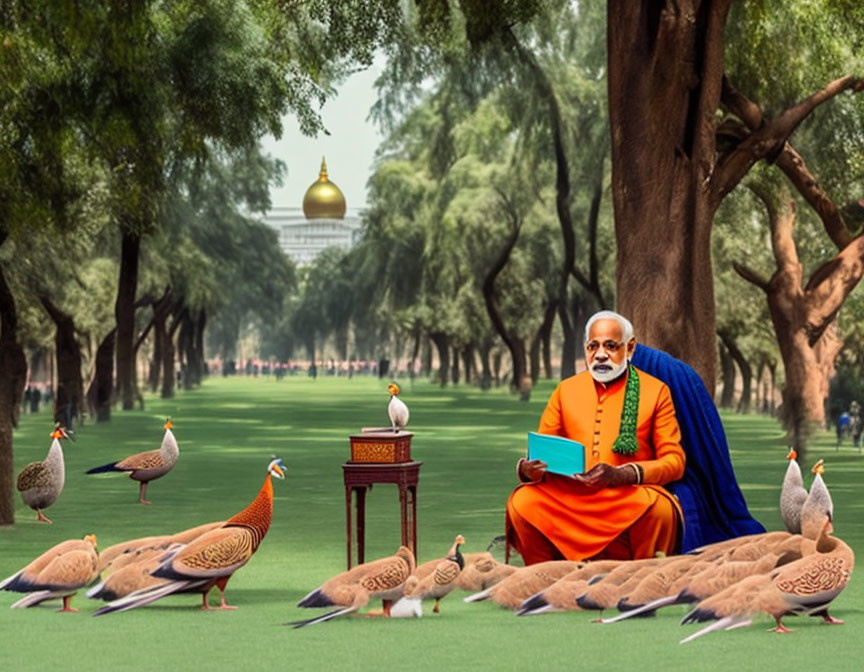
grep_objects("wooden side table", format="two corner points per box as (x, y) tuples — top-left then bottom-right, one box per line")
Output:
(342, 461), (422, 569)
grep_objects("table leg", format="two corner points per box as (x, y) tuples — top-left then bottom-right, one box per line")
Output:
(345, 485), (353, 570)
(356, 486), (367, 566)
(409, 485), (418, 561)
(398, 483), (408, 550)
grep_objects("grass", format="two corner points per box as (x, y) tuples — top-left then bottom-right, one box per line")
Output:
(1, 375), (861, 671)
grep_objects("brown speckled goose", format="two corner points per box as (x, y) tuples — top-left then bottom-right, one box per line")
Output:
(680, 462), (853, 641)
(86, 418), (178, 504)
(93, 459), (285, 615)
(290, 546), (416, 627)
(1, 534), (98, 612)
(89, 521), (227, 601)
(463, 560), (584, 609)
(517, 560), (623, 615)
(16, 425), (70, 523)
(454, 552), (517, 592)
(391, 535), (465, 617)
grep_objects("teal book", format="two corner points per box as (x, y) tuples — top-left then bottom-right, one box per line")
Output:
(527, 432), (585, 476)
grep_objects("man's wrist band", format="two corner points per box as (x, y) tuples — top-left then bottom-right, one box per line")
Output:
(629, 462), (643, 485)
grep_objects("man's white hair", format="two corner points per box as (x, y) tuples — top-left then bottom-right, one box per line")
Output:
(584, 310), (635, 343)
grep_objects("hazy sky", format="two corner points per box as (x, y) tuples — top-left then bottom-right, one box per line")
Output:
(260, 62), (385, 210)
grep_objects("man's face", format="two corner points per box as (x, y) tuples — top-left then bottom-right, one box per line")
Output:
(586, 318), (634, 383)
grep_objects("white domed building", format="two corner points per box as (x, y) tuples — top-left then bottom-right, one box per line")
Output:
(264, 158), (363, 265)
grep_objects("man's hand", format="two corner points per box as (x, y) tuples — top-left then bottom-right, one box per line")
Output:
(518, 458), (547, 483)
(572, 463), (637, 488)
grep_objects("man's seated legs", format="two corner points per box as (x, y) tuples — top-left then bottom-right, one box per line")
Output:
(590, 494), (678, 561)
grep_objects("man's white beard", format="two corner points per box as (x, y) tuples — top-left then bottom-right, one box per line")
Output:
(590, 356), (629, 383)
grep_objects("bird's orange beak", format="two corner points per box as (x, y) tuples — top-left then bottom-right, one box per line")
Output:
(812, 459), (825, 475)
(164, 418), (173, 430)
(786, 448), (796, 461)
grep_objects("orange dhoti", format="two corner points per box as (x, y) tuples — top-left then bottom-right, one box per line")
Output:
(506, 475), (681, 564)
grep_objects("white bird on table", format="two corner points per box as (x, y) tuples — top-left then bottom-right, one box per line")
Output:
(387, 383), (409, 432)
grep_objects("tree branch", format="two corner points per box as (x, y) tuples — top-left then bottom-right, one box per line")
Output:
(713, 74), (864, 204)
(721, 75), (861, 249)
(732, 262), (769, 291)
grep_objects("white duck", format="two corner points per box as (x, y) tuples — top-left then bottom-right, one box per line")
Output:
(387, 383), (409, 432)
(780, 448), (808, 533)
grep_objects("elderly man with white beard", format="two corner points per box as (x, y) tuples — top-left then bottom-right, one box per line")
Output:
(505, 311), (686, 565)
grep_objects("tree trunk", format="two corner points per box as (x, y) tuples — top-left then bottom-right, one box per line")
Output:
(450, 345), (460, 384)
(492, 349), (502, 387)
(540, 300), (557, 379)
(39, 297), (84, 428)
(115, 229), (140, 410)
(194, 310), (207, 382)
(430, 332), (449, 387)
(478, 341), (493, 390)
(461, 346), (474, 385)
(481, 202), (532, 400)
(87, 328), (116, 423)
(504, 29), (577, 381)
(718, 341), (736, 409)
(161, 307), (183, 399)
(529, 330), (541, 384)
(735, 191), (860, 457)
(0, 252), (28, 525)
(421, 337), (433, 378)
(409, 329), (421, 381)
(718, 330), (752, 413)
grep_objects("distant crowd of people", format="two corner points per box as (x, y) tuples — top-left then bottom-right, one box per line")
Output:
(21, 383), (53, 414)
(836, 399), (863, 450)
(211, 357), (412, 380)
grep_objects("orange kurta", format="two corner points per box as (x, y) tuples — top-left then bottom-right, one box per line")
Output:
(506, 368), (685, 561)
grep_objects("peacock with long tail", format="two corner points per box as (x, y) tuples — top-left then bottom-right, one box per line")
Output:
(289, 546), (415, 627)
(17, 424), (71, 523)
(387, 383), (409, 432)
(1, 534), (98, 612)
(92, 458), (285, 615)
(86, 418), (178, 504)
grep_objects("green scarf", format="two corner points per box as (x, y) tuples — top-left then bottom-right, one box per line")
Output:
(612, 364), (640, 456)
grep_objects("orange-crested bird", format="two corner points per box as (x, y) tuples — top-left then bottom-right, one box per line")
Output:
(387, 383), (409, 432)
(86, 418), (178, 504)
(16, 424), (71, 523)
(92, 458), (285, 615)
(1, 534), (98, 612)
(780, 449), (808, 534)
(290, 546), (416, 627)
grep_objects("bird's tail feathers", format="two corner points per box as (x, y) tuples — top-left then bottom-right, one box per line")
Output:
(93, 579), (204, 616)
(680, 615), (750, 644)
(86, 462), (122, 475)
(287, 606), (357, 628)
(517, 593), (550, 615)
(0, 571), (22, 591)
(389, 596), (423, 618)
(11, 590), (57, 608)
(601, 595), (679, 623)
(463, 588), (492, 603)
(85, 580), (107, 600)
(297, 588), (335, 609)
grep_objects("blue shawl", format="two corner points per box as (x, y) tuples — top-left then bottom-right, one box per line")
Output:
(631, 344), (765, 551)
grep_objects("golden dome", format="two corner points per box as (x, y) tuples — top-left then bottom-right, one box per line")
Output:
(302, 157), (346, 220)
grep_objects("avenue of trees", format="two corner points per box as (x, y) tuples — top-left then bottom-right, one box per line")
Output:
(3, 1), (864, 524)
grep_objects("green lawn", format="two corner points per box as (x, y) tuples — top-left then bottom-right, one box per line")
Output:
(1, 376), (861, 671)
